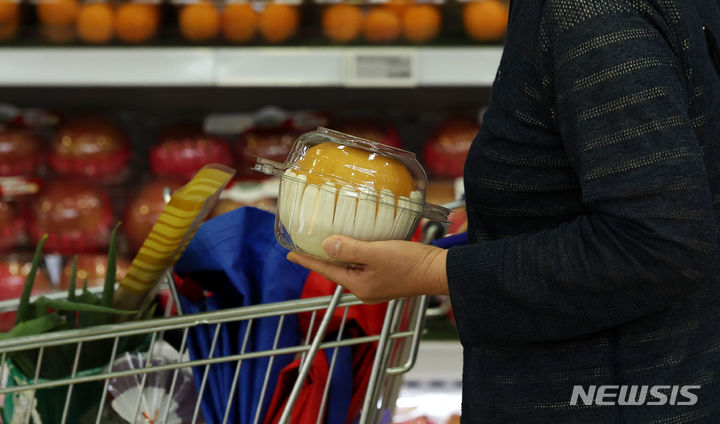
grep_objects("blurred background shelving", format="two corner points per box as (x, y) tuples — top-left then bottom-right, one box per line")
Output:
(0, 46), (502, 86)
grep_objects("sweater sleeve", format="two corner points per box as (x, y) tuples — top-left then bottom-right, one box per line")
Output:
(447, 8), (717, 344)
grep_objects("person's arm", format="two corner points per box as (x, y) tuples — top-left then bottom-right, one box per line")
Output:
(447, 8), (717, 344)
(288, 8), (716, 344)
(287, 237), (449, 305)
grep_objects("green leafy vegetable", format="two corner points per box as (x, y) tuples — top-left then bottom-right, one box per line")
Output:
(2, 224), (155, 380)
(101, 223), (120, 308)
(15, 235), (47, 326)
(0, 314), (66, 340)
(35, 297), (136, 315)
(65, 256), (78, 328)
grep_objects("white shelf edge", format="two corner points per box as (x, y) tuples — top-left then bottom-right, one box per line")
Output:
(0, 46), (502, 87)
(402, 340), (463, 383)
(0, 48), (217, 86)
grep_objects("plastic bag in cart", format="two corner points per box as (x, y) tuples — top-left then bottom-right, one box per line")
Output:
(263, 345), (353, 424)
(264, 269), (389, 424)
(107, 340), (202, 424)
(303, 272), (389, 423)
(175, 207), (309, 424)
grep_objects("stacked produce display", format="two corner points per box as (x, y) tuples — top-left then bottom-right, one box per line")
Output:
(0, 0), (509, 44)
(0, 107), (476, 296)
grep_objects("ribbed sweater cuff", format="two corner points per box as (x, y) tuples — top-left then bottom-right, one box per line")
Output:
(447, 240), (507, 346)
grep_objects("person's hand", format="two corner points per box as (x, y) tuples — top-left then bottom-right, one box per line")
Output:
(286, 235), (449, 304)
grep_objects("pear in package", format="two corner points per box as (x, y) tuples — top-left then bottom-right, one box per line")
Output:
(254, 127), (451, 263)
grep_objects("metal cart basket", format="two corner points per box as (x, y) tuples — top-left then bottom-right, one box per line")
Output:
(0, 276), (431, 424)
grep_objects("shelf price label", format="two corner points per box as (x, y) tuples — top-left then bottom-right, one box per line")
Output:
(0, 177), (41, 197)
(344, 49), (418, 87)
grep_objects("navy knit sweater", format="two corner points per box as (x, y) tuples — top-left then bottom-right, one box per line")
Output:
(446, 0), (720, 422)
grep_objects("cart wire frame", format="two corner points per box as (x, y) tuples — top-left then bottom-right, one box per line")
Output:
(0, 278), (431, 424)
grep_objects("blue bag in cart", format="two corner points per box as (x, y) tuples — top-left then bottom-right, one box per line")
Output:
(175, 207), (309, 424)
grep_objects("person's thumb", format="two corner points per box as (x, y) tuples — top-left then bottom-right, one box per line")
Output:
(322, 236), (372, 263)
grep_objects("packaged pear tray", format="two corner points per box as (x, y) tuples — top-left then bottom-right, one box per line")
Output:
(254, 127), (450, 262)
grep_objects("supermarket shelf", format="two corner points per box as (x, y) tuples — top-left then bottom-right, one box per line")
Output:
(403, 340), (462, 384)
(0, 46), (502, 87)
(395, 340), (463, 422)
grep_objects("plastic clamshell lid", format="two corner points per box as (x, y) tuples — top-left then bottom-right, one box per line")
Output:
(254, 127), (452, 261)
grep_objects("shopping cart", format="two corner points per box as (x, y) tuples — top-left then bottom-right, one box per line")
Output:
(0, 220), (458, 424)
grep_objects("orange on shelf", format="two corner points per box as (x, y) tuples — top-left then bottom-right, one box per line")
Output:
(258, 3), (298, 44)
(77, 2), (114, 44)
(402, 4), (440, 43)
(0, 17), (18, 41)
(179, 1), (220, 42)
(222, 2), (257, 42)
(37, 0), (79, 26)
(385, 0), (412, 18)
(42, 24), (75, 42)
(463, 0), (509, 42)
(0, 0), (19, 23)
(115, 3), (158, 43)
(363, 6), (400, 43)
(322, 3), (363, 43)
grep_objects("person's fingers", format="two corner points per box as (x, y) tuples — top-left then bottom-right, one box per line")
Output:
(286, 251), (354, 284)
(322, 235), (375, 264)
(287, 251), (324, 269)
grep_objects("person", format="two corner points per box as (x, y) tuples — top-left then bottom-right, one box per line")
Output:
(287, 0), (720, 422)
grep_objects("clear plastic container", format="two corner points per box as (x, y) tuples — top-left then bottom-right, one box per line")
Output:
(254, 127), (450, 262)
